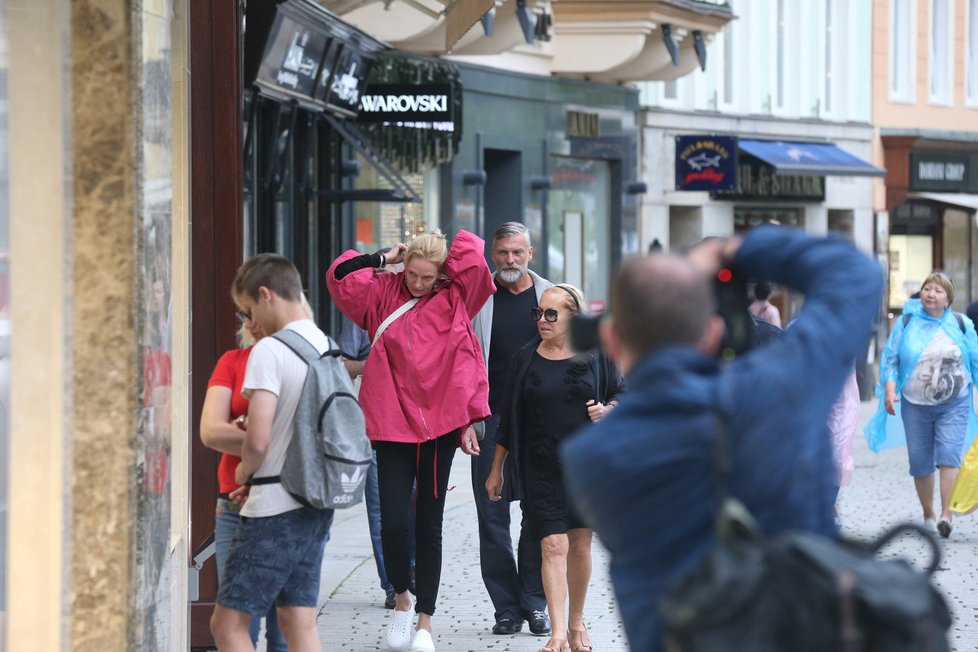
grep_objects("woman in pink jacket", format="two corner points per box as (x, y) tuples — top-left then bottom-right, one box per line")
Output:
(327, 229), (493, 652)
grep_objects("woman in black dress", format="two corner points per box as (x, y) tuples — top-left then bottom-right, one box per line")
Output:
(486, 284), (625, 652)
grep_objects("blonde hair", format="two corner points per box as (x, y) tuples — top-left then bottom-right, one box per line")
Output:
(404, 229), (448, 269)
(545, 283), (586, 315)
(921, 271), (955, 305)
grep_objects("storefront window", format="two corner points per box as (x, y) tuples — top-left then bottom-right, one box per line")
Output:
(352, 155), (431, 251)
(548, 156), (611, 311)
(889, 234), (933, 309)
(135, 4), (175, 648)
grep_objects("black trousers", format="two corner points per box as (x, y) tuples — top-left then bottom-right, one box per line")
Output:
(376, 433), (457, 615)
(471, 415), (546, 622)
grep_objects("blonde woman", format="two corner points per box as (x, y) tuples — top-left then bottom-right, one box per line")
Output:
(486, 284), (625, 652)
(327, 229), (494, 652)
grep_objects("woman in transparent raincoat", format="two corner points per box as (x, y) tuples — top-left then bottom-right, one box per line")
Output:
(865, 272), (978, 538)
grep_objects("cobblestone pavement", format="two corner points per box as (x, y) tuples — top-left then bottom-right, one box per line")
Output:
(254, 400), (978, 651)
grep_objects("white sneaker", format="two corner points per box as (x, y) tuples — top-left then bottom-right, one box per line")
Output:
(410, 629), (436, 652)
(386, 605), (414, 650)
(924, 517), (937, 532)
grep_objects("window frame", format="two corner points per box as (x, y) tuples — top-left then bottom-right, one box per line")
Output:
(968, 0), (978, 105)
(928, 0), (954, 106)
(889, 0), (917, 104)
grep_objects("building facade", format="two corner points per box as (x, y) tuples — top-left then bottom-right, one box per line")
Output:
(872, 0), (978, 314)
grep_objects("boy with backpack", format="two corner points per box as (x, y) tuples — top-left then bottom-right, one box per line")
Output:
(211, 253), (367, 652)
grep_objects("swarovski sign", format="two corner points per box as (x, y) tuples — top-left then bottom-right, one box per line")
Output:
(358, 84), (453, 123)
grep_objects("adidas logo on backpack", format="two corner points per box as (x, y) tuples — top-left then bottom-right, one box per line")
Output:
(251, 330), (372, 510)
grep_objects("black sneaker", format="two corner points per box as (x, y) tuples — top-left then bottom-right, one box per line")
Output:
(491, 618), (524, 635)
(525, 609), (551, 636)
(384, 587), (396, 610)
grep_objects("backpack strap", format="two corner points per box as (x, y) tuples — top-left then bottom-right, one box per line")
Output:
(272, 329), (342, 363)
(903, 311), (966, 334)
(372, 298), (419, 346)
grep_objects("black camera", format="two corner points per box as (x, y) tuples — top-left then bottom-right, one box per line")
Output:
(569, 261), (754, 359)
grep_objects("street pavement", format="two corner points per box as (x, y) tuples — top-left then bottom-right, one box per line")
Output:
(252, 400), (978, 651)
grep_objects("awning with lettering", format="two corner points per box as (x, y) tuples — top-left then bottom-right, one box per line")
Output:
(908, 192), (978, 212)
(738, 140), (885, 177)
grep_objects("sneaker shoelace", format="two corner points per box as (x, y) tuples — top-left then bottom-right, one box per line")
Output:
(531, 610), (547, 621)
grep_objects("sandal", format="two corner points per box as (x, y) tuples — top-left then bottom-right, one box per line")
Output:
(569, 624), (593, 652)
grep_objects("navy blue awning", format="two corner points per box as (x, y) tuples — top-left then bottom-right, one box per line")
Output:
(738, 139), (885, 177)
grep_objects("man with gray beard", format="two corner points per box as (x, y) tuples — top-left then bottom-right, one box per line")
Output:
(468, 222), (552, 637)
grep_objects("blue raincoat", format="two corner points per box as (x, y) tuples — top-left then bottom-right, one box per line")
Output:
(864, 298), (978, 452)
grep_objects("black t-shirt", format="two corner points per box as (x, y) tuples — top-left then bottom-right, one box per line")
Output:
(488, 281), (539, 412)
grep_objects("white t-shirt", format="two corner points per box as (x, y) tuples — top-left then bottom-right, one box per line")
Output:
(241, 319), (331, 517)
(903, 328), (970, 406)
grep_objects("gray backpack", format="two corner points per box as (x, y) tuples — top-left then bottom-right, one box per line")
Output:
(250, 329), (371, 510)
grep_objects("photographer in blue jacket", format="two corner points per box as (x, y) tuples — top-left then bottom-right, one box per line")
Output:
(560, 226), (882, 651)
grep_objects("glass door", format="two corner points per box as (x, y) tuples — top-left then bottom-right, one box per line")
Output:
(548, 156), (611, 312)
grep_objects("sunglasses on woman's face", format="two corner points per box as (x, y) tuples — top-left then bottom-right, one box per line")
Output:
(235, 309), (252, 323)
(531, 307), (559, 323)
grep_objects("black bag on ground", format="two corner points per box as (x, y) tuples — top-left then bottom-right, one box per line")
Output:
(658, 497), (952, 652)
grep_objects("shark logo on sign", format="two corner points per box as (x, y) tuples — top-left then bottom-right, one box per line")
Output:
(675, 135), (737, 191)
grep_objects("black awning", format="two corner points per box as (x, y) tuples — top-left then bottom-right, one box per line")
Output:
(321, 113), (421, 203)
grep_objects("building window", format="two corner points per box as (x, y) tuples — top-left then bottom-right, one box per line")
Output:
(969, 0), (978, 104)
(930, 0), (953, 104)
(825, 0), (834, 114)
(722, 22), (734, 106)
(663, 79), (678, 101)
(776, 0), (786, 110)
(890, 0), (916, 102)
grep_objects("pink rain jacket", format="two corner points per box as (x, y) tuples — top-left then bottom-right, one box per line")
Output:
(327, 230), (494, 443)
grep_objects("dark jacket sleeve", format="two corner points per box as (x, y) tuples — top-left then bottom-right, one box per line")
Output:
(602, 354), (626, 404)
(332, 251), (384, 280)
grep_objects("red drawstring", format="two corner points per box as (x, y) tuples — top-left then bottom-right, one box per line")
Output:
(412, 438), (447, 506)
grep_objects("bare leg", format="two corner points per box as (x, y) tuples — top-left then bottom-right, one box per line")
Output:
(540, 533), (569, 650)
(913, 473), (936, 521)
(938, 465), (959, 521)
(211, 605), (256, 652)
(417, 612), (432, 632)
(566, 529), (592, 631)
(276, 606), (320, 652)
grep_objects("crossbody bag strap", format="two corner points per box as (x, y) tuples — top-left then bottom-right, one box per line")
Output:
(372, 298), (419, 346)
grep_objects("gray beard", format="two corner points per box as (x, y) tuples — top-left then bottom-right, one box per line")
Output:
(497, 267), (526, 284)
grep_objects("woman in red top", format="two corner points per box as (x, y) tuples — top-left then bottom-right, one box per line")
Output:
(200, 311), (287, 652)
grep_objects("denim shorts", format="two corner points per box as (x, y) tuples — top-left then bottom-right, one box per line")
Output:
(901, 391), (970, 477)
(217, 505), (333, 616)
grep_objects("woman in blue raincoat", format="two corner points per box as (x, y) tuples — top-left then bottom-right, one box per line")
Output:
(865, 272), (978, 538)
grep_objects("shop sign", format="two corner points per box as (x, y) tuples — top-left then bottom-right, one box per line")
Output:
(250, 0), (386, 117)
(358, 84), (454, 131)
(675, 135), (737, 191)
(567, 111), (600, 138)
(713, 157), (825, 202)
(910, 153), (972, 192)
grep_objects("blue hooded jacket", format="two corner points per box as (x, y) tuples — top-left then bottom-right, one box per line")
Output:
(560, 226), (882, 651)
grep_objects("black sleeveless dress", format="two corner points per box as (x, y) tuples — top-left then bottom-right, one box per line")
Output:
(519, 352), (595, 540)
